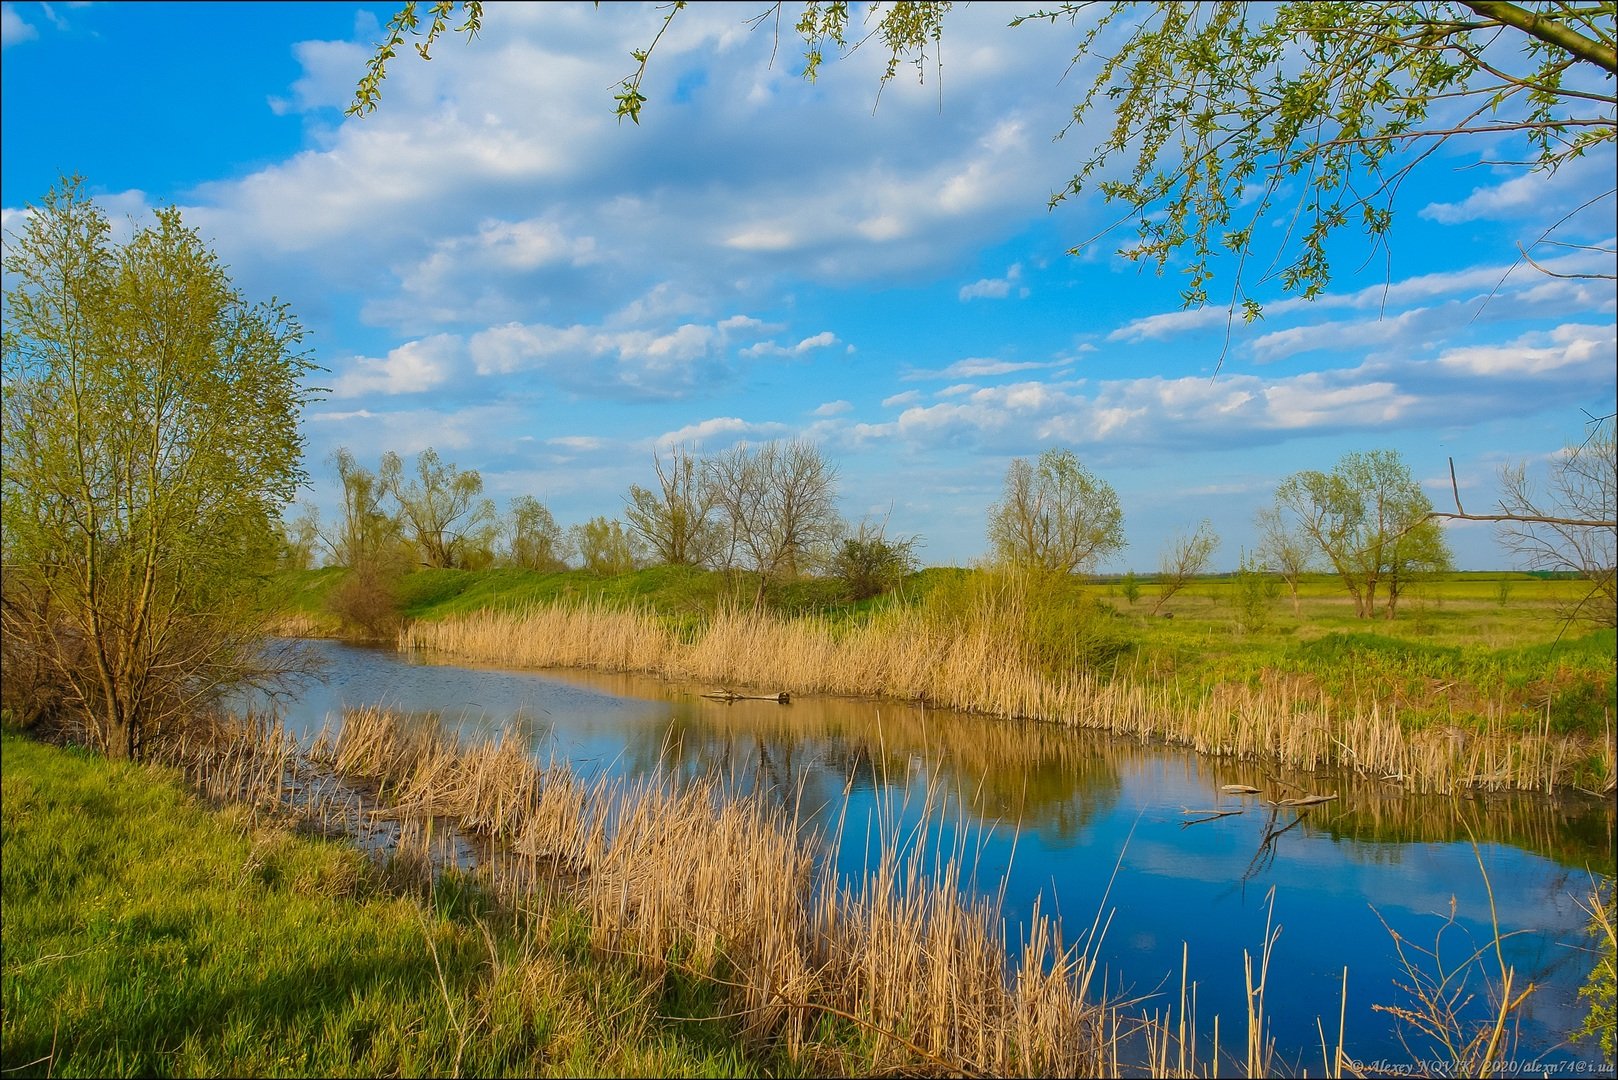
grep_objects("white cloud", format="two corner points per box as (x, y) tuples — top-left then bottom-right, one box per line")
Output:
(655, 416), (787, 449)
(1, 3), (38, 47)
(812, 400), (853, 416)
(1436, 323), (1615, 377)
(741, 330), (842, 358)
(882, 390), (922, 408)
(904, 356), (1067, 380)
(959, 262), (1024, 301)
(330, 334), (462, 398)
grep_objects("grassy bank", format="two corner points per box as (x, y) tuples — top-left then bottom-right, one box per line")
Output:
(271, 565), (1616, 794)
(0, 730), (790, 1078)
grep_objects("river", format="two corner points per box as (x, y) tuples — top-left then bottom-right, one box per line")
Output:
(260, 638), (1614, 1075)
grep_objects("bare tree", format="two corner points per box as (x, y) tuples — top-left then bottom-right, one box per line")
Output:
(705, 440), (842, 598)
(987, 448), (1125, 576)
(1494, 417), (1616, 627)
(1255, 504), (1316, 616)
(1151, 520), (1219, 615)
(624, 444), (725, 568)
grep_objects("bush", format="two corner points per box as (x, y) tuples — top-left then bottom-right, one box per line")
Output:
(832, 526), (919, 600)
(327, 567), (402, 639)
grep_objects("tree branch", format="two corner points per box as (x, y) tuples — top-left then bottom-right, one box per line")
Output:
(1460, 1), (1618, 73)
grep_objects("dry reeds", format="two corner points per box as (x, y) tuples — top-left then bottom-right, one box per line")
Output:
(315, 705), (1119, 1076)
(401, 603), (1614, 794)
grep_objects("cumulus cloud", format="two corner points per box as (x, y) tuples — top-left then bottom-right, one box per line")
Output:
(465, 310), (796, 399)
(655, 416), (788, 449)
(1436, 323), (1615, 377)
(959, 262), (1025, 301)
(330, 334), (463, 398)
(812, 400), (853, 416)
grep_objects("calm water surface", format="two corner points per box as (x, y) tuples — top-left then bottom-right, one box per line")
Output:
(267, 639), (1614, 1074)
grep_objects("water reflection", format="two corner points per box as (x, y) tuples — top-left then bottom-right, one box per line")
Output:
(255, 640), (1614, 1071)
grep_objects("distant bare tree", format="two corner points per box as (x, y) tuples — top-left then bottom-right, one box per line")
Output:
(1151, 520), (1219, 615)
(1494, 417), (1616, 627)
(705, 440), (841, 598)
(1254, 504), (1315, 616)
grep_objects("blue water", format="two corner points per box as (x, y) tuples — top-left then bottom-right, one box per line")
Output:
(255, 639), (1615, 1075)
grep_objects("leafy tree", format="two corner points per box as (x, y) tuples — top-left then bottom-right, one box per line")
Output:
(277, 503), (323, 571)
(1273, 449), (1451, 619)
(569, 516), (643, 576)
(987, 448), (1125, 576)
(323, 448), (404, 570)
(380, 447), (497, 570)
(1232, 548), (1276, 633)
(832, 520), (920, 601)
(1492, 417), (1616, 627)
(1150, 519), (1219, 615)
(704, 439), (842, 591)
(322, 448), (410, 638)
(1, 179), (317, 759)
(624, 445), (725, 568)
(502, 494), (567, 571)
(354, 2), (1615, 319)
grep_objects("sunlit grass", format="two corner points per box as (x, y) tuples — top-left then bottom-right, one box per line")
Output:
(0, 730), (792, 1079)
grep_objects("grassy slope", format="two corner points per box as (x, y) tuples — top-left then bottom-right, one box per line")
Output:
(0, 731), (790, 1079)
(270, 565), (1615, 735)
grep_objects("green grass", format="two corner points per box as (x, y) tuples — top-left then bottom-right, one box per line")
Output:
(0, 730), (797, 1078)
(271, 564), (1615, 738)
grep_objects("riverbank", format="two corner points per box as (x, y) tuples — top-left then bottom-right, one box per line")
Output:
(268, 565), (1617, 794)
(0, 728), (790, 1078)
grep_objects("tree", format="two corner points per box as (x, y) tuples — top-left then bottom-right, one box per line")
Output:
(1493, 416), (1616, 626)
(324, 448), (403, 570)
(1273, 449), (1451, 619)
(624, 445), (725, 568)
(323, 448), (409, 638)
(502, 494), (567, 571)
(1150, 520), (1219, 615)
(987, 448), (1125, 576)
(277, 503), (323, 571)
(353, 3), (1615, 320)
(704, 440), (842, 592)
(1254, 504), (1317, 616)
(1, 179), (318, 759)
(381, 447), (498, 569)
(832, 519), (921, 601)
(569, 516), (643, 576)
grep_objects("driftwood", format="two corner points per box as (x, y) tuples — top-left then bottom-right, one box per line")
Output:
(702, 689), (792, 704)
(1220, 784), (1262, 795)
(1272, 793), (1338, 808)
(1181, 807), (1245, 827)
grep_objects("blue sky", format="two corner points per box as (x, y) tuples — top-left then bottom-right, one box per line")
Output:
(4, 2), (1614, 572)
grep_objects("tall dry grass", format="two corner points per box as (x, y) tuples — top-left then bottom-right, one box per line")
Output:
(401, 602), (1614, 794)
(316, 705), (1119, 1076)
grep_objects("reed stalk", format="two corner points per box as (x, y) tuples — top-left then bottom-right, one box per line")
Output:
(401, 604), (1612, 793)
